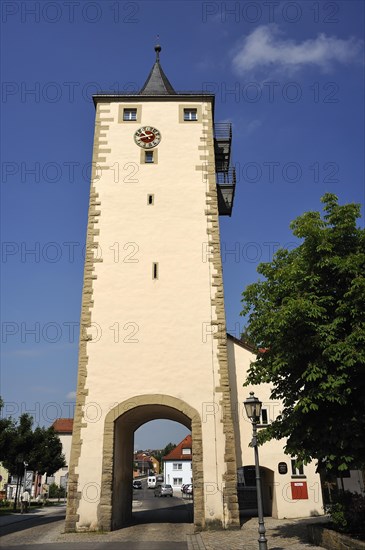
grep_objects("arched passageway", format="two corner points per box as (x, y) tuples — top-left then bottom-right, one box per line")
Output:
(237, 466), (274, 517)
(98, 395), (204, 531)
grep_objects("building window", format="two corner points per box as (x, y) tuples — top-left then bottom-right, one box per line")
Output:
(173, 478), (183, 486)
(184, 108), (197, 121)
(260, 409), (268, 424)
(141, 147), (158, 164)
(145, 151), (154, 163)
(123, 108), (137, 121)
(291, 459), (305, 476)
(182, 448), (191, 455)
(147, 194), (154, 205)
(153, 263), (158, 280)
(173, 463), (182, 470)
(119, 105), (141, 124)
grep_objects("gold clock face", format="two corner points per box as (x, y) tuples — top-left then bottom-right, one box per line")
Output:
(134, 126), (161, 148)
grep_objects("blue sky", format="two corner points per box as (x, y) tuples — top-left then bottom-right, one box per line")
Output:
(1, 0), (364, 449)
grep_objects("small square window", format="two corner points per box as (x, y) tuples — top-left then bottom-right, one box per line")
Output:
(145, 151), (154, 163)
(184, 108), (197, 121)
(123, 108), (137, 121)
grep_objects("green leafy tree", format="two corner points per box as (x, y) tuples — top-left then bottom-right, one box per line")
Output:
(28, 425), (66, 476)
(152, 443), (177, 473)
(0, 399), (17, 467)
(241, 194), (365, 472)
(0, 400), (66, 508)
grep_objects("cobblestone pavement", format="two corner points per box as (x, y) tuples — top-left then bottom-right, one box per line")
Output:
(199, 516), (328, 550)
(1, 505), (328, 550)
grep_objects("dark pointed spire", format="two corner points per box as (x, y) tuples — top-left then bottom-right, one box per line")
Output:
(139, 44), (176, 95)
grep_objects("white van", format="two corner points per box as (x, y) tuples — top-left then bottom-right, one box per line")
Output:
(147, 476), (157, 489)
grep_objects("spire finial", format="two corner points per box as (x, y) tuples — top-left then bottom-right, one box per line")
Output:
(155, 35), (161, 62)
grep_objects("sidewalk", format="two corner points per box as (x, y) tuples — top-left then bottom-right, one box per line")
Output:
(198, 516), (328, 550)
(0, 503), (65, 528)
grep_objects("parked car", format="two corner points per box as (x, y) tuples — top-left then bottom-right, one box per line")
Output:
(182, 484), (193, 496)
(156, 475), (164, 483)
(133, 480), (142, 489)
(154, 484), (173, 497)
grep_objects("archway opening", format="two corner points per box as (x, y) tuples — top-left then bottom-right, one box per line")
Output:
(132, 419), (193, 526)
(99, 396), (204, 531)
(237, 466), (274, 517)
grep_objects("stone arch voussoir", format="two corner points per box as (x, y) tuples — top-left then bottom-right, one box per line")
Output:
(98, 394), (204, 530)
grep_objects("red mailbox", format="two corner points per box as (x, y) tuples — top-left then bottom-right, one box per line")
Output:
(291, 481), (308, 500)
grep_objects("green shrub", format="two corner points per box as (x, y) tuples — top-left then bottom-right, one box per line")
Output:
(325, 491), (365, 534)
(48, 483), (66, 499)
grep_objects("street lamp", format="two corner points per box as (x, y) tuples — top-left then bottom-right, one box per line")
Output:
(244, 392), (268, 550)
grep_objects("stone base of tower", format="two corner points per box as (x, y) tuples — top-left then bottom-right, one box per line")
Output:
(65, 396), (240, 533)
(65, 501), (240, 533)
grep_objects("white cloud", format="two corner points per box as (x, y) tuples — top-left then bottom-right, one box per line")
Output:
(232, 25), (363, 75)
(66, 391), (76, 400)
(245, 119), (263, 135)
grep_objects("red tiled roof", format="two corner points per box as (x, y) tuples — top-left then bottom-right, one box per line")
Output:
(163, 435), (192, 461)
(134, 453), (152, 462)
(52, 418), (73, 433)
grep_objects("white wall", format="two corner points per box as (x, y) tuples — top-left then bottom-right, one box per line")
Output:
(54, 433), (72, 487)
(72, 98), (233, 529)
(164, 460), (193, 492)
(227, 338), (324, 519)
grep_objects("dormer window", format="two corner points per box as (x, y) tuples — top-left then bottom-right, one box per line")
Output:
(182, 448), (191, 455)
(184, 108), (197, 121)
(123, 108), (137, 121)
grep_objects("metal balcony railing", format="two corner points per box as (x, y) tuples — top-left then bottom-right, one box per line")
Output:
(214, 123), (232, 173)
(214, 123), (232, 141)
(216, 168), (236, 185)
(216, 167), (236, 217)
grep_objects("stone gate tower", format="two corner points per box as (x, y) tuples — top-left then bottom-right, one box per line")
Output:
(66, 46), (239, 532)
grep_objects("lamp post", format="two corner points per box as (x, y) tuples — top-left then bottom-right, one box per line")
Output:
(23, 462), (28, 492)
(244, 392), (268, 550)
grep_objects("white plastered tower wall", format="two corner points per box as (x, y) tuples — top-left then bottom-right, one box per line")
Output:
(65, 60), (240, 531)
(227, 336), (324, 519)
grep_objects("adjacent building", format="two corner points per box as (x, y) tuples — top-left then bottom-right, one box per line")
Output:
(163, 435), (193, 491)
(227, 335), (323, 519)
(133, 452), (155, 477)
(48, 418), (73, 491)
